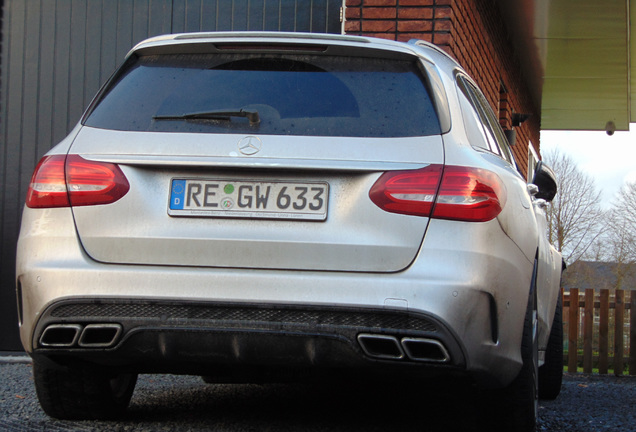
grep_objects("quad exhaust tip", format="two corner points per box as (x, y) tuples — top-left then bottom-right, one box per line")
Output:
(79, 324), (123, 348)
(39, 324), (83, 347)
(357, 334), (405, 360)
(357, 333), (450, 363)
(39, 323), (122, 348)
(401, 337), (450, 363)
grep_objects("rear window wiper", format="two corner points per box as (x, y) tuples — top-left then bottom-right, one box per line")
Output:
(153, 109), (260, 126)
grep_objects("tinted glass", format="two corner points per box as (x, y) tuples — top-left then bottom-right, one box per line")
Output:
(84, 53), (441, 137)
(457, 75), (517, 167)
(456, 76), (491, 151)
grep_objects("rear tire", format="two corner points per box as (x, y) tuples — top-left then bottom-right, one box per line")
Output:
(496, 284), (538, 432)
(33, 359), (137, 420)
(539, 293), (563, 400)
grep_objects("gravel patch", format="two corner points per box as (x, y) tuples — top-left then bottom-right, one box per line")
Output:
(537, 373), (636, 431)
(1, 361), (634, 431)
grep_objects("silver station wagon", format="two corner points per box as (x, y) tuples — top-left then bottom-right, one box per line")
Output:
(16, 32), (563, 430)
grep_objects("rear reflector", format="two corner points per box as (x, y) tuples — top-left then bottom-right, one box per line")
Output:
(369, 165), (506, 222)
(26, 155), (129, 208)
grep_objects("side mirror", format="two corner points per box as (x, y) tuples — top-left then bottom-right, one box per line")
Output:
(531, 161), (557, 202)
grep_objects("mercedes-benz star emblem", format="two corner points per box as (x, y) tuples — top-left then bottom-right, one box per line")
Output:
(237, 136), (262, 156)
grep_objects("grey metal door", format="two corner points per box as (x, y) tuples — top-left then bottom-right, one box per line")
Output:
(0, 0), (343, 351)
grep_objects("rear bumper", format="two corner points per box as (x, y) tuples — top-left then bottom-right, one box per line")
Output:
(31, 298), (464, 377)
(17, 208), (533, 387)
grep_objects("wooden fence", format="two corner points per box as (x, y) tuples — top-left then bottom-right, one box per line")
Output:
(563, 288), (635, 376)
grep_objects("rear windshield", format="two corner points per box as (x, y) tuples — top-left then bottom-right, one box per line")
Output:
(84, 53), (441, 137)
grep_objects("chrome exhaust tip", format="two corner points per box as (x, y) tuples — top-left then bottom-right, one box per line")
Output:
(78, 323), (123, 348)
(39, 324), (83, 347)
(357, 334), (405, 360)
(401, 337), (450, 363)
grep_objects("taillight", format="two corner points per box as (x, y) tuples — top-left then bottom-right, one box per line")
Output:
(369, 165), (506, 222)
(433, 166), (506, 222)
(26, 156), (69, 208)
(26, 155), (129, 208)
(369, 165), (443, 217)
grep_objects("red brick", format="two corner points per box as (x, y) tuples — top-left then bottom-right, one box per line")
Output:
(434, 20), (452, 31)
(432, 32), (452, 45)
(345, 21), (361, 32)
(400, 0), (434, 5)
(435, 6), (452, 18)
(398, 7), (434, 19)
(362, 7), (397, 19)
(398, 20), (433, 32)
(345, 0), (362, 6)
(362, 0), (396, 6)
(362, 21), (397, 32)
(345, 8), (361, 19)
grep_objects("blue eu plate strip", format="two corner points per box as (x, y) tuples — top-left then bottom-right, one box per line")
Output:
(170, 180), (186, 210)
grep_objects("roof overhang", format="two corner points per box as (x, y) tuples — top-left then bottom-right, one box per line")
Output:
(496, 0), (633, 131)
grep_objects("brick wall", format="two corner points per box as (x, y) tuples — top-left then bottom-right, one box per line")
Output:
(344, 0), (541, 177)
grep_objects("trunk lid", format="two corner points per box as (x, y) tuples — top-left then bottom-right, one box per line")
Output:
(68, 127), (444, 272)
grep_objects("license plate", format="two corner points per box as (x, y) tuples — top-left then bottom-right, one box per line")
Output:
(168, 179), (329, 220)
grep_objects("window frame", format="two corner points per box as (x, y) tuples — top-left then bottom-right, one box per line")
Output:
(455, 74), (519, 172)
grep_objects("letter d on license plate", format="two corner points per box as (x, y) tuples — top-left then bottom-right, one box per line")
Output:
(169, 179), (328, 221)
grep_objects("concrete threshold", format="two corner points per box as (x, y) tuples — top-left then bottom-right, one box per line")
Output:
(0, 352), (31, 364)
